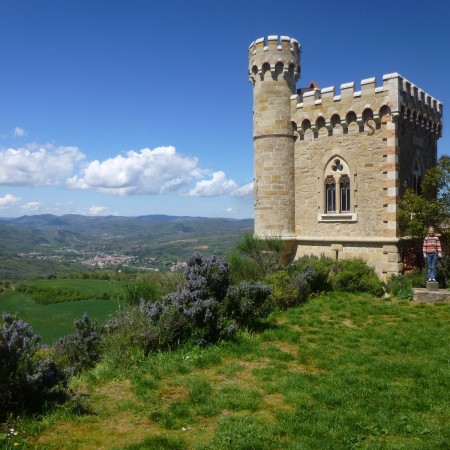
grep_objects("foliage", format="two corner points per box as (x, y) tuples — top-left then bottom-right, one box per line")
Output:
(264, 256), (384, 307)
(123, 271), (184, 305)
(0, 427), (29, 449)
(226, 249), (261, 284)
(329, 259), (384, 297)
(105, 253), (272, 358)
(54, 313), (104, 375)
(235, 233), (283, 279)
(123, 281), (162, 305)
(162, 253), (233, 346)
(103, 302), (188, 361)
(385, 274), (413, 300)
(264, 270), (302, 309)
(399, 155), (450, 240)
(223, 282), (273, 328)
(264, 255), (335, 308)
(385, 269), (435, 299)
(288, 254), (334, 293)
(0, 314), (67, 420)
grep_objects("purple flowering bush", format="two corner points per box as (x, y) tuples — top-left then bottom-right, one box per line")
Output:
(102, 253), (272, 360)
(0, 314), (67, 419)
(161, 253), (231, 345)
(110, 253), (273, 353)
(54, 313), (103, 375)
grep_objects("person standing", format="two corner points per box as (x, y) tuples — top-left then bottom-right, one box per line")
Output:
(423, 226), (442, 282)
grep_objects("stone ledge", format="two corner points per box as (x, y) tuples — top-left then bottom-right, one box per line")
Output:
(413, 288), (450, 303)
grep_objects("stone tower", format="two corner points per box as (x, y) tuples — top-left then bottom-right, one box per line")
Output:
(248, 36), (300, 259)
(248, 35), (443, 278)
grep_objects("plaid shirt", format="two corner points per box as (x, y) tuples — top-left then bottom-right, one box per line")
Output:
(423, 235), (442, 254)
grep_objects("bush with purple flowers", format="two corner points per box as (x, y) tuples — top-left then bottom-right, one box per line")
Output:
(107, 253), (273, 355)
(0, 314), (67, 419)
(54, 313), (103, 375)
(162, 253), (232, 345)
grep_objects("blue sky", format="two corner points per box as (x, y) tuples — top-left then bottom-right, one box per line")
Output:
(0, 0), (448, 219)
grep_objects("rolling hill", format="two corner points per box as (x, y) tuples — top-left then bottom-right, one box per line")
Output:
(0, 214), (254, 279)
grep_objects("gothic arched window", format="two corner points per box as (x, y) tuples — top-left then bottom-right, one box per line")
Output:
(324, 158), (351, 214)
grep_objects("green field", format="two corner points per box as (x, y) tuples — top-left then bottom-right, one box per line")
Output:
(0, 279), (125, 344)
(16, 278), (125, 303)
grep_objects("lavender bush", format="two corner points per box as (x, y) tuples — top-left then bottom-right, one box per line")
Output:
(117, 253), (274, 352)
(103, 253), (273, 359)
(0, 314), (66, 419)
(54, 313), (103, 375)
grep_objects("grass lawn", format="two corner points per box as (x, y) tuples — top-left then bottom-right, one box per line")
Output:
(13, 292), (450, 449)
(0, 288), (123, 344)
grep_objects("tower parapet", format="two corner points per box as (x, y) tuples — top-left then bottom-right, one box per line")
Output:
(294, 73), (443, 137)
(249, 36), (300, 86)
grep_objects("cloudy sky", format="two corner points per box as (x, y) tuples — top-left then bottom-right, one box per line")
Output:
(0, 0), (448, 218)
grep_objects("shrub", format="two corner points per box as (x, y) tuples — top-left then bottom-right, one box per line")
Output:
(227, 249), (261, 284)
(223, 282), (273, 328)
(0, 314), (67, 419)
(385, 274), (413, 300)
(163, 253), (230, 345)
(329, 259), (384, 297)
(264, 270), (300, 309)
(288, 255), (334, 292)
(264, 255), (334, 308)
(106, 252), (273, 356)
(54, 313), (104, 375)
(235, 233), (283, 279)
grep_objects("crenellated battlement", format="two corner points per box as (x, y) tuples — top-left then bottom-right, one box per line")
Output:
(294, 72), (443, 136)
(248, 35), (301, 84)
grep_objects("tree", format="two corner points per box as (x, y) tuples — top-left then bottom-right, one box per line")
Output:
(399, 155), (450, 240)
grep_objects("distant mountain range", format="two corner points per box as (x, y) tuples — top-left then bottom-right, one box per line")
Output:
(0, 214), (254, 279)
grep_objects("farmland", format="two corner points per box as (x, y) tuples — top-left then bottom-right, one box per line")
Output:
(0, 279), (125, 344)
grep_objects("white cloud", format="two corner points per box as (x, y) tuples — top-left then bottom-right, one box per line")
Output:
(0, 142), (245, 204)
(21, 201), (43, 212)
(225, 207), (237, 215)
(188, 171), (238, 197)
(0, 194), (21, 208)
(13, 127), (27, 137)
(0, 143), (85, 186)
(88, 205), (110, 216)
(68, 146), (203, 195)
(232, 182), (254, 198)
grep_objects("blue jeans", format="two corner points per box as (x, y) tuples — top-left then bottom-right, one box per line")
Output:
(426, 253), (438, 281)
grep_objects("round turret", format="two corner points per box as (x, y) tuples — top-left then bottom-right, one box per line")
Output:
(248, 35), (301, 243)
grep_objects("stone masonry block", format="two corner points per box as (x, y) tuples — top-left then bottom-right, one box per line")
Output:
(388, 252), (401, 262)
(382, 262), (403, 272)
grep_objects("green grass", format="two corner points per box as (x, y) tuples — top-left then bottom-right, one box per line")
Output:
(11, 292), (450, 449)
(0, 289), (123, 344)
